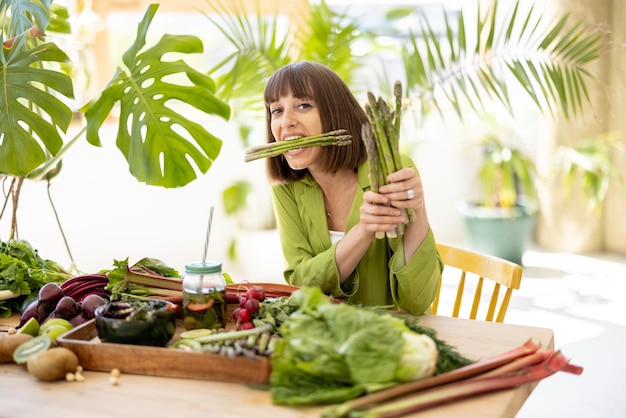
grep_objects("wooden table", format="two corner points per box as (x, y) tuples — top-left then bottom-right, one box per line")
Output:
(0, 314), (554, 418)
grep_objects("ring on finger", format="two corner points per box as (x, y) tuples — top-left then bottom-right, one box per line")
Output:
(406, 188), (414, 200)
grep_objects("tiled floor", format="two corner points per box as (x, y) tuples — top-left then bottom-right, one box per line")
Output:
(504, 249), (626, 417)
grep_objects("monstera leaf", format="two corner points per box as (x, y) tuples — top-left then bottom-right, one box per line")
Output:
(0, 0), (52, 36)
(0, 28), (74, 176)
(83, 4), (231, 188)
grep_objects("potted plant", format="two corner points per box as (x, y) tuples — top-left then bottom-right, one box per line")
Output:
(458, 125), (622, 264)
(458, 130), (539, 264)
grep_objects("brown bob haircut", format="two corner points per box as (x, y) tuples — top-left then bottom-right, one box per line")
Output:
(264, 61), (368, 184)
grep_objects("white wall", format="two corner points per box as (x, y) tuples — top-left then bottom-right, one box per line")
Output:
(2, 117), (284, 282)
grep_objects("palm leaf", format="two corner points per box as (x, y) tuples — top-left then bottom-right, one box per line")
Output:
(202, 0), (291, 114)
(0, 28), (73, 176)
(402, 0), (602, 121)
(203, 0), (372, 115)
(82, 4), (231, 188)
(297, 0), (366, 89)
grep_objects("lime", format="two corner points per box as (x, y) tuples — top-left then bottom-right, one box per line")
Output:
(18, 317), (40, 337)
(39, 318), (73, 335)
(13, 335), (53, 364)
(169, 339), (202, 351)
(40, 324), (72, 342)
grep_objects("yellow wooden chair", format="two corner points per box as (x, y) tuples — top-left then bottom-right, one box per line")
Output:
(431, 242), (523, 322)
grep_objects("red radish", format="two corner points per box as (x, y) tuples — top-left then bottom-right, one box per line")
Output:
(245, 298), (259, 314)
(238, 308), (252, 323)
(232, 307), (242, 321)
(246, 286), (266, 302)
(240, 321), (254, 330)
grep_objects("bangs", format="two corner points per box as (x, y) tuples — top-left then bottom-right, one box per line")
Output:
(264, 65), (315, 104)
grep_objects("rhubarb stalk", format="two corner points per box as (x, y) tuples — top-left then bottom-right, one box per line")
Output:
(324, 340), (583, 418)
(323, 339), (542, 418)
(105, 258), (183, 301)
(359, 351), (573, 418)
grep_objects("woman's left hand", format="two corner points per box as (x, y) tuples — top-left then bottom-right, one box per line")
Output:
(378, 167), (425, 212)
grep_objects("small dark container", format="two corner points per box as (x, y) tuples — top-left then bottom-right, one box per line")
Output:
(94, 300), (177, 346)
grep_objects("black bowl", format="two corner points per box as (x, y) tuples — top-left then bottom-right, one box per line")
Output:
(94, 300), (177, 346)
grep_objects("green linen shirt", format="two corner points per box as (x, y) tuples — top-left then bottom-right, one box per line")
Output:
(271, 156), (442, 315)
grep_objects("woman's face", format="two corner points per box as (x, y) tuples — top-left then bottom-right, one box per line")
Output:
(269, 92), (323, 171)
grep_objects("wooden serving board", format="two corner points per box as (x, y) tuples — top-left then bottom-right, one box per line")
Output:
(20, 282), (299, 386)
(57, 318), (272, 385)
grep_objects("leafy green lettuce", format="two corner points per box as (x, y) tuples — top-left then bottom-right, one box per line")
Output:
(270, 287), (437, 405)
(0, 239), (71, 317)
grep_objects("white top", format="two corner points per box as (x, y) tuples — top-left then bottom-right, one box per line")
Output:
(329, 230), (345, 244)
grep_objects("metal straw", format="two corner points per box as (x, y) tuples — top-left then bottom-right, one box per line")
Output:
(201, 206), (214, 264)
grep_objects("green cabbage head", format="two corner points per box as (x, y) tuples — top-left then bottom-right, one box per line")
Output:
(270, 286), (438, 405)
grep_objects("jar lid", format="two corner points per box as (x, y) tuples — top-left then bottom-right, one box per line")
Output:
(184, 260), (222, 274)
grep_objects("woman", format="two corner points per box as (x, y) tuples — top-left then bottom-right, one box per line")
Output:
(264, 61), (441, 315)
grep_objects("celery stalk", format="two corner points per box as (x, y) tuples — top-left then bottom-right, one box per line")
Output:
(0, 289), (21, 301)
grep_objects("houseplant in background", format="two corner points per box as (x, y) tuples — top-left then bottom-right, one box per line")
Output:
(458, 123), (622, 264)
(458, 129), (539, 265)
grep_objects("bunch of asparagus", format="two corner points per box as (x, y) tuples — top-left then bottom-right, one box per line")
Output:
(244, 130), (352, 162)
(363, 81), (416, 238)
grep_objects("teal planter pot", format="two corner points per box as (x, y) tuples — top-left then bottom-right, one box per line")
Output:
(458, 203), (537, 265)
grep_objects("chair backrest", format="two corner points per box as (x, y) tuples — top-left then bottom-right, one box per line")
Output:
(432, 242), (523, 322)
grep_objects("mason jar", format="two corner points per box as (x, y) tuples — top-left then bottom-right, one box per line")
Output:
(182, 260), (227, 330)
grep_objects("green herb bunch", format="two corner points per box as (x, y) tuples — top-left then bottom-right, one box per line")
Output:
(0, 239), (72, 317)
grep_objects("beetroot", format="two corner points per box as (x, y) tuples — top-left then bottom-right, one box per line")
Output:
(80, 294), (107, 320)
(38, 283), (65, 309)
(52, 296), (79, 320)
